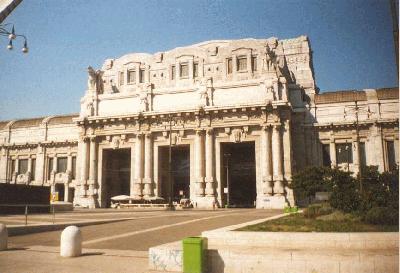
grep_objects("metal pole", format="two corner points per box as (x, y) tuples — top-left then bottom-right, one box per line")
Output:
(168, 115), (173, 210)
(345, 140), (350, 172)
(24, 205), (28, 226)
(355, 100), (362, 194)
(52, 205), (55, 224)
(226, 157), (229, 208)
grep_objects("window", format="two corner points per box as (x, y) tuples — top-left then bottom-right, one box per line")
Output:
(386, 141), (397, 171)
(11, 159), (15, 174)
(252, 56), (257, 71)
(71, 156), (77, 180)
(139, 69), (145, 83)
(19, 159), (28, 174)
(127, 70), (136, 84)
(193, 62), (199, 78)
(227, 58), (232, 74)
(336, 143), (353, 164)
(237, 56), (247, 71)
(48, 158), (53, 180)
(31, 158), (36, 180)
(119, 71), (124, 86)
(171, 65), (176, 80)
(57, 157), (68, 173)
(359, 142), (366, 168)
(180, 63), (189, 78)
(322, 144), (331, 167)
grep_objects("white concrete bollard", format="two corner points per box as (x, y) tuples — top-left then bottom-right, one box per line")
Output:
(60, 225), (82, 257)
(0, 223), (7, 250)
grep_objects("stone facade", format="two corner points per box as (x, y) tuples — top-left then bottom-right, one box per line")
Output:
(0, 36), (398, 209)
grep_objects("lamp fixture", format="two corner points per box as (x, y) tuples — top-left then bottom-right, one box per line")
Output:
(1, 23), (28, 54)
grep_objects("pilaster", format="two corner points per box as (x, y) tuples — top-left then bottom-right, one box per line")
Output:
(205, 128), (215, 197)
(195, 129), (205, 196)
(143, 132), (153, 197)
(272, 123), (284, 195)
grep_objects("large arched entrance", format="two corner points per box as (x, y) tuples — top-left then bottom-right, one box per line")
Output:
(221, 141), (256, 207)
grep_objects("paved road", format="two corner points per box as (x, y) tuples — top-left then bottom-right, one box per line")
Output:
(6, 209), (281, 251)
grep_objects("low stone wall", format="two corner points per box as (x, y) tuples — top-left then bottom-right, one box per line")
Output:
(148, 213), (399, 273)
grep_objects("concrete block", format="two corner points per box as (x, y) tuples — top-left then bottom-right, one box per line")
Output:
(60, 225), (82, 257)
(0, 224), (7, 250)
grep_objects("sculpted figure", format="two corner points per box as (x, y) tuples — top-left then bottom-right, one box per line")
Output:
(139, 91), (148, 112)
(87, 66), (104, 94)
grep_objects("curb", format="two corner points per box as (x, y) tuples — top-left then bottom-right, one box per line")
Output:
(7, 218), (133, 236)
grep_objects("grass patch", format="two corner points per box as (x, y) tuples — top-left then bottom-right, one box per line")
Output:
(238, 212), (399, 232)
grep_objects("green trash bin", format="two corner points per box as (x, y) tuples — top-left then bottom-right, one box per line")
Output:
(182, 237), (207, 273)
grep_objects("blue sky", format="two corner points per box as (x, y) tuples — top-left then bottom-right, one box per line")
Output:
(0, 0), (397, 120)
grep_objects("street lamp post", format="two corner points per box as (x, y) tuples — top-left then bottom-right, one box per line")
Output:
(223, 152), (231, 208)
(168, 114), (174, 210)
(343, 92), (372, 194)
(0, 23), (28, 53)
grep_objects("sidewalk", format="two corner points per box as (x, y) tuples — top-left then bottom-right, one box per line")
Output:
(0, 245), (155, 273)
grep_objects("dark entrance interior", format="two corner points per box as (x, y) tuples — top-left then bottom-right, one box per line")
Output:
(222, 142), (256, 207)
(55, 184), (65, 201)
(102, 148), (131, 207)
(160, 145), (190, 202)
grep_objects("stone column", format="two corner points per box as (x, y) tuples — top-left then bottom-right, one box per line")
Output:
(0, 148), (8, 182)
(283, 120), (294, 205)
(35, 145), (45, 184)
(261, 125), (273, 196)
(143, 132), (153, 197)
(79, 137), (89, 197)
(282, 120), (292, 181)
(195, 129), (205, 196)
(133, 133), (144, 197)
(27, 157), (32, 184)
(232, 55), (237, 79)
(329, 140), (337, 167)
(189, 59), (194, 80)
(205, 128), (215, 196)
(272, 124), (284, 195)
(65, 153), (73, 202)
(130, 144), (135, 197)
(88, 137), (97, 194)
(370, 123), (385, 172)
(352, 136), (360, 175)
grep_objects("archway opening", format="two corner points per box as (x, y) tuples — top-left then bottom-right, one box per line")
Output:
(221, 141), (256, 208)
(102, 148), (131, 207)
(159, 145), (190, 202)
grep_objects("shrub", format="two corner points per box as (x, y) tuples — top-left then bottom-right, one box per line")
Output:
(304, 203), (333, 218)
(364, 207), (399, 225)
(304, 204), (322, 218)
(290, 166), (331, 203)
(328, 168), (361, 213)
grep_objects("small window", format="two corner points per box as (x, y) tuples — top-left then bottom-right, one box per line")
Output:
(139, 69), (145, 83)
(180, 63), (189, 78)
(237, 56), (247, 71)
(322, 144), (331, 167)
(386, 141), (397, 171)
(48, 158), (53, 180)
(11, 159), (15, 174)
(171, 65), (176, 80)
(359, 142), (366, 167)
(336, 143), (353, 164)
(193, 62), (199, 78)
(57, 157), (68, 173)
(227, 58), (232, 74)
(119, 71), (124, 86)
(252, 56), (257, 71)
(19, 159), (28, 174)
(31, 158), (36, 180)
(71, 156), (77, 180)
(127, 70), (136, 84)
